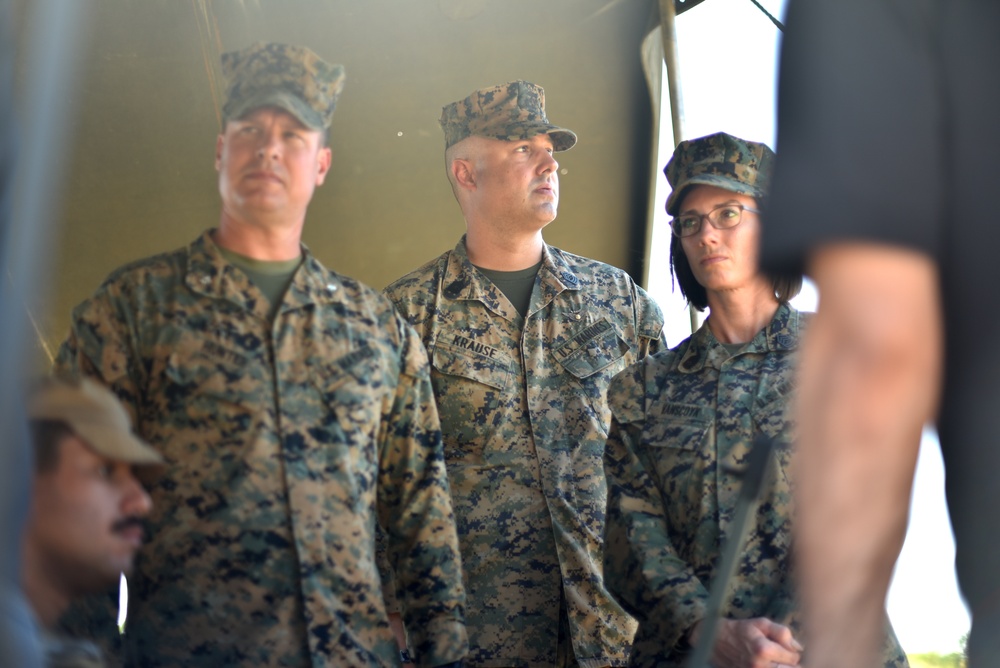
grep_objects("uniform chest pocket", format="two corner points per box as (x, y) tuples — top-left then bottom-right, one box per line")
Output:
(307, 345), (385, 508)
(641, 404), (715, 509)
(311, 344), (386, 444)
(553, 318), (631, 380)
(749, 394), (794, 445)
(430, 343), (512, 466)
(155, 348), (262, 478)
(643, 403), (714, 452)
(162, 349), (257, 420)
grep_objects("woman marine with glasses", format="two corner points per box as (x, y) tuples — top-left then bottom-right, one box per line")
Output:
(600, 132), (909, 667)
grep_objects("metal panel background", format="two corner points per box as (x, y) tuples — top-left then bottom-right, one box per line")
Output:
(14, 0), (656, 362)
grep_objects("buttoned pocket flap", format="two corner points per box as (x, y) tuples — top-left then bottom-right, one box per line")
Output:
(431, 343), (511, 390)
(553, 318), (631, 379)
(643, 402), (714, 451)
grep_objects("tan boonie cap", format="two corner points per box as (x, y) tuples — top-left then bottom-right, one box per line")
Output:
(221, 42), (345, 130)
(664, 131), (776, 215)
(27, 377), (164, 469)
(440, 80), (577, 151)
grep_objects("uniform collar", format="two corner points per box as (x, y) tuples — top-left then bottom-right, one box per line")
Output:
(535, 243), (580, 306)
(184, 230), (344, 315)
(678, 302), (801, 373)
(441, 236), (580, 320)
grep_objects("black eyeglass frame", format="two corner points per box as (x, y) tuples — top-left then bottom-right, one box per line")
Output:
(669, 202), (761, 238)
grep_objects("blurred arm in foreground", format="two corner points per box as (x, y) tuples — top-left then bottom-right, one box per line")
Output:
(761, 0), (1000, 664)
(795, 244), (941, 666)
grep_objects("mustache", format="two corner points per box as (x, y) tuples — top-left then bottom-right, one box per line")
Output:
(111, 516), (146, 534)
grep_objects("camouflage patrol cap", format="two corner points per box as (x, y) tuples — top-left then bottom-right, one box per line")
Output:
(221, 42), (345, 130)
(27, 377), (164, 469)
(440, 80), (577, 151)
(664, 132), (775, 215)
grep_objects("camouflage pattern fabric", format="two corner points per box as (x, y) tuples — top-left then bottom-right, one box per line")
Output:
(602, 304), (908, 667)
(53, 230), (467, 667)
(41, 631), (105, 668)
(384, 237), (665, 667)
(663, 132), (775, 216)
(439, 80), (576, 151)
(221, 42), (345, 130)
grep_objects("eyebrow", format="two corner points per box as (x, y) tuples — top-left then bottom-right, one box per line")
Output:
(678, 199), (742, 216)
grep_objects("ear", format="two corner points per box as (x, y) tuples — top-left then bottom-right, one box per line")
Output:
(315, 147), (333, 186)
(215, 134), (224, 172)
(451, 158), (476, 191)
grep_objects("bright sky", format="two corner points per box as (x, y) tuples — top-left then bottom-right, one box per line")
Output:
(646, 0), (970, 655)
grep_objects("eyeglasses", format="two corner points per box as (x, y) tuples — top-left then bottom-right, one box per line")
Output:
(670, 203), (760, 238)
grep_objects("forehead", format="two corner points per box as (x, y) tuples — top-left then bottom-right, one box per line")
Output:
(678, 184), (755, 212)
(468, 132), (554, 155)
(227, 106), (313, 132)
(512, 132), (553, 148)
(44, 433), (113, 479)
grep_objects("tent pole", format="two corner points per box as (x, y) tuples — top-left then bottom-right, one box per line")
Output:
(658, 0), (700, 334)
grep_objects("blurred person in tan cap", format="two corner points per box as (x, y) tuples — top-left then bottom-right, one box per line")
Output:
(54, 42), (466, 667)
(22, 376), (162, 667)
(383, 81), (664, 667)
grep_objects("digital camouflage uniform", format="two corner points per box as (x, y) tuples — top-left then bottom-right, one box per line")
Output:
(602, 304), (908, 667)
(54, 231), (467, 667)
(384, 237), (664, 667)
(438, 80), (576, 151)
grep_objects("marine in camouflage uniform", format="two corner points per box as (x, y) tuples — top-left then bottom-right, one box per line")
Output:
(384, 81), (664, 667)
(53, 43), (466, 667)
(601, 133), (907, 667)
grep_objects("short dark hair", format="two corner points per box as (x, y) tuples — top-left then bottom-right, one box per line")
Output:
(29, 419), (74, 474)
(668, 213), (802, 311)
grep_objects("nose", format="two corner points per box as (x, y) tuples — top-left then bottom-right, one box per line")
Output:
(122, 473), (153, 517)
(256, 128), (282, 160)
(692, 214), (719, 245)
(538, 150), (558, 174)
